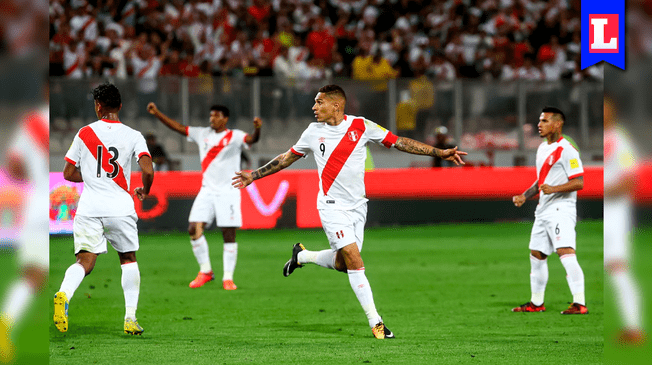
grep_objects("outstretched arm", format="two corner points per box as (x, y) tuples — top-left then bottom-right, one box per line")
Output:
(394, 136), (467, 165)
(540, 176), (583, 195)
(513, 180), (539, 207)
(147, 102), (187, 135)
(232, 149), (301, 189)
(245, 117), (262, 144)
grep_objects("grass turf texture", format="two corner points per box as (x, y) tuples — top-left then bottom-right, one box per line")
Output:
(50, 222), (604, 364)
(0, 249), (48, 364)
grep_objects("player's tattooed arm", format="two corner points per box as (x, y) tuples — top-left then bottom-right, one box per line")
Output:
(395, 137), (437, 156)
(523, 180), (539, 199)
(251, 150), (300, 180)
(234, 150), (301, 189)
(394, 137), (467, 165)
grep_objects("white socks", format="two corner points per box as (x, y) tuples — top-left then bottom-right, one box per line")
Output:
(298, 249), (336, 270)
(529, 255), (548, 306)
(611, 270), (642, 329)
(59, 262), (86, 300)
(191, 236), (212, 273)
(121, 262), (140, 320)
(347, 268), (382, 328)
(223, 243), (238, 281)
(560, 254), (585, 305)
(1, 279), (34, 325)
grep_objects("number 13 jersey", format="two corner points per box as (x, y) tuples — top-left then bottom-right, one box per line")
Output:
(290, 115), (398, 210)
(65, 119), (151, 217)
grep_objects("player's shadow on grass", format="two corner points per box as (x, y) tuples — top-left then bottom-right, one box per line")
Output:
(277, 322), (357, 338)
(50, 324), (150, 341)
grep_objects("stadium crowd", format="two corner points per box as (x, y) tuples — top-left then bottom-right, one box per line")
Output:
(49, 0), (601, 83)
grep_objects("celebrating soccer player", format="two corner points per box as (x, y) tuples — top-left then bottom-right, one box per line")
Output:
(511, 107), (587, 315)
(54, 83), (154, 335)
(147, 102), (262, 290)
(232, 84), (466, 339)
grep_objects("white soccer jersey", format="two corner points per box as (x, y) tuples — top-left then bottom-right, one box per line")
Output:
(604, 126), (636, 192)
(7, 106), (49, 196)
(291, 114), (397, 210)
(65, 119), (151, 217)
(186, 126), (249, 194)
(534, 136), (584, 217)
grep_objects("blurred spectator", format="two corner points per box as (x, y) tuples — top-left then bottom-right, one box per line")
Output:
(145, 133), (170, 171)
(432, 126), (456, 168)
(48, 0), (587, 81)
(516, 54), (543, 80)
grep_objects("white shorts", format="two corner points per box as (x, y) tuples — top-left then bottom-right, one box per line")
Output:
(604, 199), (632, 263)
(529, 213), (576, 256)
(319, 204), (367, 251)
(73, 215), (139, 255)
(188, 188), (242, 228)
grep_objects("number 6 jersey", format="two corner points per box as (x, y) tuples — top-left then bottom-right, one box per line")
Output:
(64, 119), (151, 217)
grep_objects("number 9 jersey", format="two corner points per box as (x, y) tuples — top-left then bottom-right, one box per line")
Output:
(64, 119), (151, 217)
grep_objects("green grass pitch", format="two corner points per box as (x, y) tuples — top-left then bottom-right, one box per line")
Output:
(47, 221), (607, 364)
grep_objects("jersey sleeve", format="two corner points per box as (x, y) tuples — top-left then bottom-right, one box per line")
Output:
(290, 126), (312, 157)
(564, 147), (584, 179)
(64, 130), (83, 166)
(234, 129), (250, 150)
(186, 126), (201, 143)
(134, 132), (151, 160)
(364, 119), (398, 148)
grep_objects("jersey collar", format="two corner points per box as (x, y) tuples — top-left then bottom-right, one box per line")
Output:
(101, 119), (121, 124)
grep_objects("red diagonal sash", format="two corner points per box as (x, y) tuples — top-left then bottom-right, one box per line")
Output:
(201, 130), (233, 173)
(538, 146), (564, 186)
(79, 126), (129, 192)
(321, 118), (365, 195)
(24, 112), (49, 153)
(137, 59), (153, 78)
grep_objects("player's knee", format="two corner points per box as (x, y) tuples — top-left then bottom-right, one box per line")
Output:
(188, 224), (202, 239)
(605, 260), (628, 274)
(530, 250), (547, 260)
(556, 247), (575, 256)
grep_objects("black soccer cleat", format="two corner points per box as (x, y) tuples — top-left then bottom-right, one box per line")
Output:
(283, 243), (305, 277)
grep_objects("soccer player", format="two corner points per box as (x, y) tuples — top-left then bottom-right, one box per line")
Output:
(54, 83), (154, 335)
(0, 98), (48, 363)
(231, 84), (466, 339)
(146, 102), (262, 290)
(604, 97), (646, 345)
(511, 107), (587, 315)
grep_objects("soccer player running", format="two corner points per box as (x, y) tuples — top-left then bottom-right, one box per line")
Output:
(54, 83), (154, 335)
(232, 85), (466, 339)
(512, 107), (587, 315)
(0, 92), (48, 363)
(146, 102), (262, 290)
(604, 97), (646, 345)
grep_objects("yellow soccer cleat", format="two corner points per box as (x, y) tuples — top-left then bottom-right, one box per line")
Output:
(0, 314), (15, 364)
(124, 318), (144, 335)
(53, 292), (69, 333)
(371, 322), (395, 339)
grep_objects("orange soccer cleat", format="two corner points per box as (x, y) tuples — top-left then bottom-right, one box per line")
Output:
(189, 271), (215, 288)
(512, 301), (546, 313)
(560, 302), (589, 315)
(222, 280), (237, 290)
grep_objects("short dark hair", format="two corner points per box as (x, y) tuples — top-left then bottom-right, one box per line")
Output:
(210, 105), (230, 118)
(541, 106), (565, 122)
(91, 82), (122, 110)
(318, 84), (346, 102)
